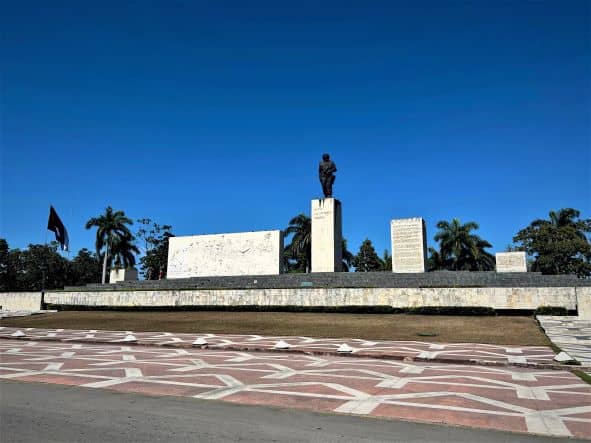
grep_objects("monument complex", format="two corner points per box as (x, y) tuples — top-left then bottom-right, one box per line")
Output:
(111, 154), (532, 280)
(28, 153), (589, 319)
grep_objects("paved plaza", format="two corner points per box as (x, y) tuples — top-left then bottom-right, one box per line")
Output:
(0, 326), (556, 367)
(538, 316), (591, 371)
(1, 333), (590, 439)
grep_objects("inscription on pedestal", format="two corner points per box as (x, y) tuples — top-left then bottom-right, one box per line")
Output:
(391, 218), (427, 273)
(496, 252), (527, 273)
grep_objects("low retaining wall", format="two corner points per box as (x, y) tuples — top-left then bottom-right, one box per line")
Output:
(0, 292), (43, 311)
(577, 286), (591, 319)
(46, 287), (579, 311)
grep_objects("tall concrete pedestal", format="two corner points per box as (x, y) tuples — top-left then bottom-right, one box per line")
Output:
(311, 198), (342, 272)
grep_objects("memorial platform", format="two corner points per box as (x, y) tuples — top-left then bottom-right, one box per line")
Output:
(11, 271), (580, 315)
(65, 271), (586, 292)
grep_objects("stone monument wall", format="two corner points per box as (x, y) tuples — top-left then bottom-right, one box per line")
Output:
(45, 286), (581, 313)
(0, 292), (43, 311)
(391, 218), (427, 273)
(167, 230), (283, 278)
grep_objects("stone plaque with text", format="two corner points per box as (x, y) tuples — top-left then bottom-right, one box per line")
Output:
(496, 251), (527, 273)
(390, 218), (427, 273)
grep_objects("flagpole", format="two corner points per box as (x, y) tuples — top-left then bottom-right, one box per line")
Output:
(41, 205), (50, 310)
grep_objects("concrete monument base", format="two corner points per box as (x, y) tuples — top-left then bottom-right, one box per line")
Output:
(109, 268), (138, 283)
(311, 198), (342, 272)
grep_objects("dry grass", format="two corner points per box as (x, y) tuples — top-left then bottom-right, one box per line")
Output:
(0, 311), (551, 346)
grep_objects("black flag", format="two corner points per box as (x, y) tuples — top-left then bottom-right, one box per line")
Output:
(47, 206), (69, 251)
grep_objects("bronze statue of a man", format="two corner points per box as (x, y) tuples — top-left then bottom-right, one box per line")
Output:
(319, 153), (337, 198)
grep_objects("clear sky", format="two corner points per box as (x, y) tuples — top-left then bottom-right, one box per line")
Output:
(1, 1), (590, 259)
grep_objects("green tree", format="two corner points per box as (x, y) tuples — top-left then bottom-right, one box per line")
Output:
(513, 208), (591, 277)
(7, 243), (70, 290)
(6, 248), (23, 291)
(136, 218), (174, 279)
(352, 239), (384, 272)
(85, 206), (137, 283)
(381, 249), (392, 271)
(70, 248), (102, 285)
(432, 218), (495, 271)
(284, 214), (312, 273)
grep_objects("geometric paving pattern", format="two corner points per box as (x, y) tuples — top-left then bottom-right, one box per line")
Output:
(0, 327), (557, 367)
(538, 316), (591, 375)
(1, 339), (590, 439)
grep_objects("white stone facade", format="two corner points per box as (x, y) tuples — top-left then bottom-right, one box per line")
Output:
(391, 218), (427, 273)
(577, 287), (591, 320)
(0, 292), (43, 311)
(311, 198), (342, 272)
(45, 286), (578, 311)
(167, 230), (283, 278)
(496, 252), (527, 273)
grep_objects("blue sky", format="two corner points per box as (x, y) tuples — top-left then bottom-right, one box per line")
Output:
(1, 1), (590, 259)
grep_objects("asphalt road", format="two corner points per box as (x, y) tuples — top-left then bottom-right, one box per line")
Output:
(1, 381), (584, 443)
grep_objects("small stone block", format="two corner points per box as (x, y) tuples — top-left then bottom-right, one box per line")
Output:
(553, 351), (575, 363)
(496, 252), (527, 273)
(273, 340), (290, 350)
(337, 343), (353, 353)
(122, 334), (137, 342)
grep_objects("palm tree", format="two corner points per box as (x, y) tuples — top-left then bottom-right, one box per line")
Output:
(110, 233), (140, 269)
(341, 239), (354, 272)
(533, 208), (589, 242)
(433, 218), (494, 271)
(284, 214), (312, 272)
(467, 238), (495, 271)
(550, 208), (581, 227)
(427, 246), (447, 271)
(85, 207), (137, 283)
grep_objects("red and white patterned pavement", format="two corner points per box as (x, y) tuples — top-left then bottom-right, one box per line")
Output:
(0, 327), (557, 367)
(1, 337), (590, 439)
